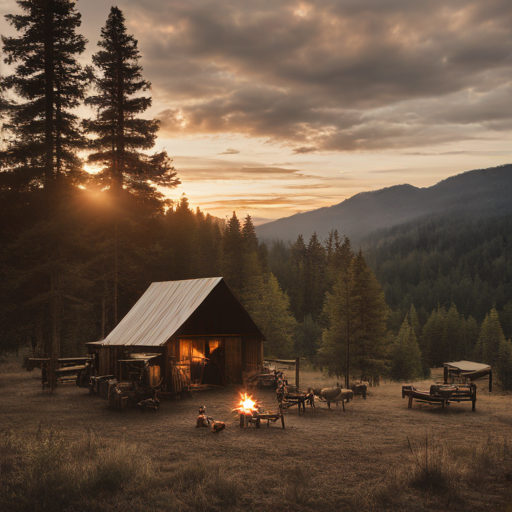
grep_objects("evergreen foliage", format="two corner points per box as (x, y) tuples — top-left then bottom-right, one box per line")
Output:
(474, 308), (506, 368)
(319, 250), (388, 385)
(85, 6), (178, 195)
(221, 212), (244, 296)
(243, 273), (296, 358)
(496, 339), (512, 391)
(304, 232), (327, 321)
(294, 315), (322, 360)
(288, 235), (307, 320)
(473, 307), (512, 390)
(365, 214), (512, 323)
(1, 0), (90, 190)
(0, 3), (510, 383)
(389, 318), (423, 381)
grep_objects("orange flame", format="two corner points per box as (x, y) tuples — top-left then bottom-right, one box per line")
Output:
(237, 393), (257, 414)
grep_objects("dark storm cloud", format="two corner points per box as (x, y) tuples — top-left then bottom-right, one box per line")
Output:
(124, 0), (512, 151)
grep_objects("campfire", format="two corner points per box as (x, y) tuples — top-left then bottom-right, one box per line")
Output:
(238, 393), (258, 414)
(233, 392), (286, 430)
(234, 392), (258, 427)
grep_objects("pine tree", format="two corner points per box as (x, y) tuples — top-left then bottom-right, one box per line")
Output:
(165, 196), (196, 279)
(334, 234), (353, 274)
(288, 235), (307, 320)
(499, 301), (512, 340)
(243, 273), (296, 358)
(389, 318), (423, 381)
(421, 305), (447, 367)
(325, 230), (353, 295)
(496, 339), (512, 391)
(85, 6), (178, 195)
(1, 0), (90, 190)
(294, 314), (322, 360)
(408, 304), (421, 340)
(305, 232), (327, 320)
(319, 251), (388, 386)
(241, 214), (263, 290)
(193, 212), (222, 278)
(475, 307), (506, 368)
(444, 302), (464, 361)
(221, 212), (244, 295)
(349, 251), (389, 381)
(408, 303), (429, 377)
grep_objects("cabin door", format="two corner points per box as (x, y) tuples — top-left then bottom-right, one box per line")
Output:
(224, 337), (242, 383)
(202, 339), (225, 386)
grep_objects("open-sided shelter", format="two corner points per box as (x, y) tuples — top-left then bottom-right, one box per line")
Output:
(443, 360), (492, 391)
(88, 278), (265, 393)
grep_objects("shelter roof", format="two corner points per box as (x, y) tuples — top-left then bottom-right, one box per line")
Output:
(117, 354), (161, 363)
(101, 278), (263, 347)
(443, 360), (491, 372)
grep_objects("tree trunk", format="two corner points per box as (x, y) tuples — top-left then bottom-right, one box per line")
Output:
(44, 0), (55, 187)
(115, 35), (124, 188)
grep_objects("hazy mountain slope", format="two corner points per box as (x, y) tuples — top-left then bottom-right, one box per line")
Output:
(362, 212), (512, 325)
(256, 164), (512, 244)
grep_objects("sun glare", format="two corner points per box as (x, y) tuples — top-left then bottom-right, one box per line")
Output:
(83, 163), (102, 175)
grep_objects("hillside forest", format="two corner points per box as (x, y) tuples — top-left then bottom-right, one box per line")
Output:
(1, 1), (512, 390)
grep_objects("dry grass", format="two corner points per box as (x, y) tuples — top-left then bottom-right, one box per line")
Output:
(0, 426), (153, 512)
(355, 432), (512, 511)
(1, 354), (512, 511)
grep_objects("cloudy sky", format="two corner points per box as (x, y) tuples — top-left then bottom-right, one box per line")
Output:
(1, 0), (511, 223)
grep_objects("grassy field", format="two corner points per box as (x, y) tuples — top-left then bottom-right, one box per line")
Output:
(1, 354), (512, 511)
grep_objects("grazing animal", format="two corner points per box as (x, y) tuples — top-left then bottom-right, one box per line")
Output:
(313, 383), (354, 410)
(351, 382), (368, 399)
(319, 384), (342, 410)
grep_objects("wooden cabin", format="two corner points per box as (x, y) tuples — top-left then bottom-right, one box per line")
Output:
(87, 278), (265, 393)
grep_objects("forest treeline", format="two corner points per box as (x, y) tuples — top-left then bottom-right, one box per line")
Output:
(363, 213), (512, 331)
(1, 1), (511, 388)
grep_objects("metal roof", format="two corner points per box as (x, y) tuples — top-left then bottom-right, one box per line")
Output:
(443, 360), (491, 372)
(102, 278), (223, 347)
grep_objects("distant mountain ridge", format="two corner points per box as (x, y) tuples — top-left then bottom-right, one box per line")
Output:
(255, 164), (512, 245)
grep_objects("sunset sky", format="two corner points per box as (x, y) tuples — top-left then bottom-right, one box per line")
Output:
(1, 0), (511, 224)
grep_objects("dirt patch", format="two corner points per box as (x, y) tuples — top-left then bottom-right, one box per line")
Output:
(1, 358), (512, 511)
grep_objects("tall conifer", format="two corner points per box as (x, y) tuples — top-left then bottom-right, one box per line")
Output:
(390, 318), (423, 381)
(289, 235), (307, 320)
(221, 212), (244, 295)
(2, 0), (89, 190)
(305, 232), (327, 320)
(85, 7), (178, 194)
(319, 249), (388, 385)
